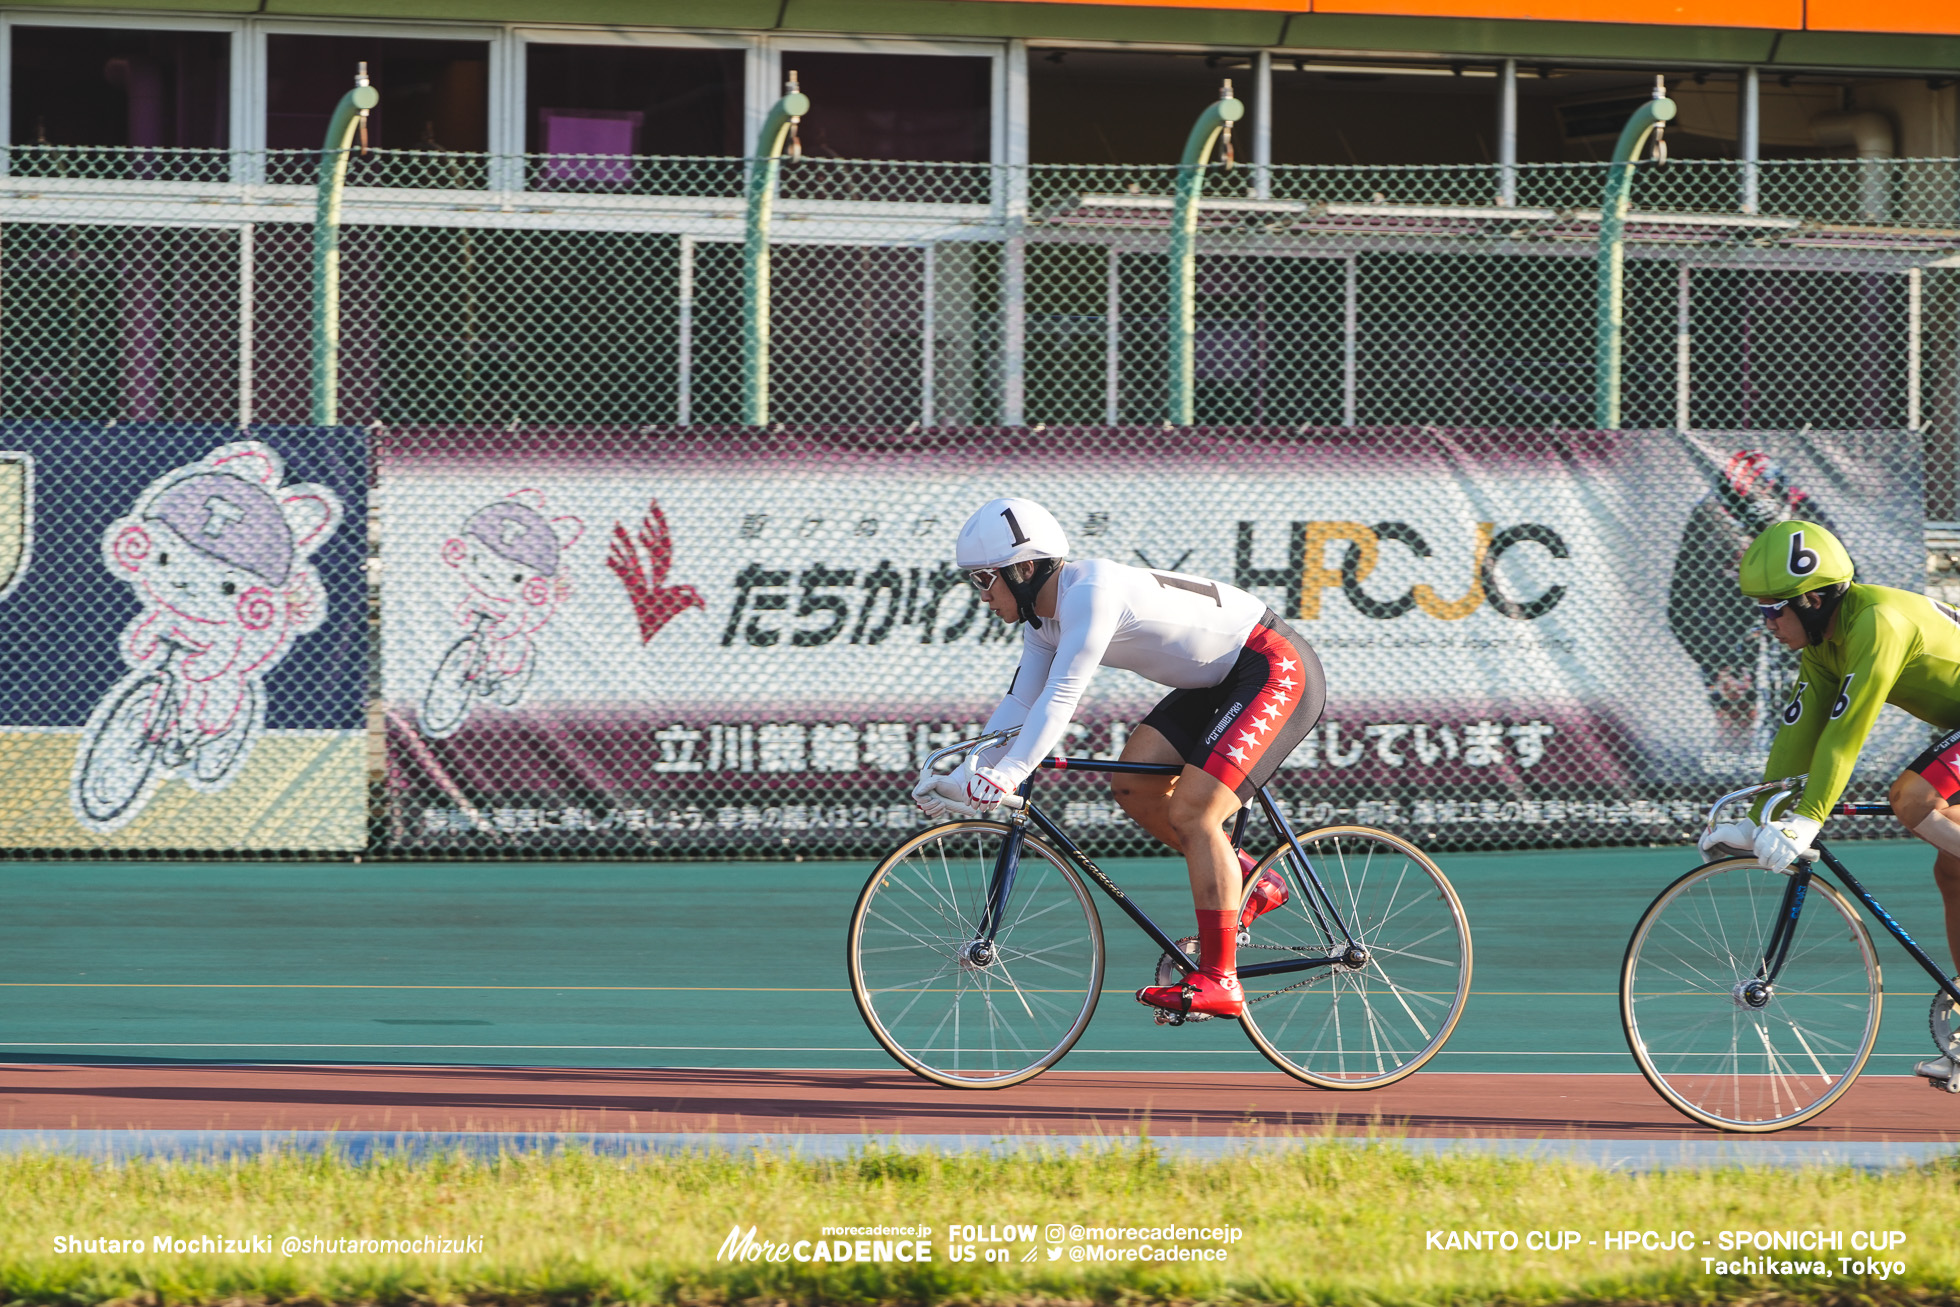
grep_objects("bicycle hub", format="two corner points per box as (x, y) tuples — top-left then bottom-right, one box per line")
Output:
(1732, 979), (1772, 1009)
(958, 939), (996, 970)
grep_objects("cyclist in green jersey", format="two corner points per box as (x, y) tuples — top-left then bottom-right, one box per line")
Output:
(1700, 519), (1960, 1084)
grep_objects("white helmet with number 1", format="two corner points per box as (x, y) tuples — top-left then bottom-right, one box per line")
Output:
(955, 497), (1068, 570)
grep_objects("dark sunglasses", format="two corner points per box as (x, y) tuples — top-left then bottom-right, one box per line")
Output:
(1757, 598), (1792, 622)
(966, 567), (1001, 592)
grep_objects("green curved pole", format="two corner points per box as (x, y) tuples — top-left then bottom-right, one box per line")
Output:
(1169, 82), (1244, 427)
(744, 74), (811, 428)
(1593, 80), (1676, 430)
(312, 64), (379, 427)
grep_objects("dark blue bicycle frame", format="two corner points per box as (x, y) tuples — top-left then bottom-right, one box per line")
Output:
(1755, 802), (1960, 1008)
(971, 756), (1359, 982)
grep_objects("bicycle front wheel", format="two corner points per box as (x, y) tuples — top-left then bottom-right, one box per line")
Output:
(1238, 826), (1471, 1089)
(847, 820), (1104, 1089)
(73, 673), (169, 827)
(1621, 858), (1882, 1132)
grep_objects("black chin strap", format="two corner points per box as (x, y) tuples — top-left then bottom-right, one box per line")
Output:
(1797, 581), (1850, 646)
(1004, 558), (1061, 629)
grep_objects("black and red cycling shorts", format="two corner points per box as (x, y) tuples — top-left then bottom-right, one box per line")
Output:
(1909, 726), (1960, 800)
(1138, 610), (1326, 800)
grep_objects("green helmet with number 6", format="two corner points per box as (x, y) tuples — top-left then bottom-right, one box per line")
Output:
(1738, 520), (1855, 600)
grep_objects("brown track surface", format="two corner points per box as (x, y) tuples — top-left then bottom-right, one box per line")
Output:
(2, 1066), (1958, 1140)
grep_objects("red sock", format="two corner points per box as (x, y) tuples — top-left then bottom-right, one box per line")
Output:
(1196, 909), (1238, 980)
(1236, 849), (1257, 879)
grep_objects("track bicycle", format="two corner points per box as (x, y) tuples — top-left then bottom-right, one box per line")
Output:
(1620, 776), (1960, 1132)
(846, 729), (1472, 1090)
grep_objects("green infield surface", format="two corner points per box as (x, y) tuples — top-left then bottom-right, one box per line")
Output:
(0, 841), (1953, 1074)
(2, 1143), (1957, 1307)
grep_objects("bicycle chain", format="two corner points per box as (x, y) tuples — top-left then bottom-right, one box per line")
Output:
(1150, 941), (1345, 1008)
(1238, 943), (1345, 1004)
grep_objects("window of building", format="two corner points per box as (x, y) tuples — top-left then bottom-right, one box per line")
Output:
(1031, 49), (1252, 165)
(10, 25), (229, 158)
(1268, 60), (1504, 166)
(266, 33), (488, 183)
(523, 41), (742, 192)
(782, 50), (992, 163)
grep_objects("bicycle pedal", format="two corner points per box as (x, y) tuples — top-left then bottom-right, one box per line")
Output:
(1152, 1008), (1210, 1026)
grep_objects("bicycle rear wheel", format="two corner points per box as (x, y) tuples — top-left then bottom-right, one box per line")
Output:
(847, 820), (1104, 1089)
(1237, 826), (1471, 1089)
(1621, 857), (1881, 1132)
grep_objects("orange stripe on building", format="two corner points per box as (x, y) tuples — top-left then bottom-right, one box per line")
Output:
(1804, 0), (1960, 34)
(1314, 0), (1797, 23)
(986, 0), (1960, 33)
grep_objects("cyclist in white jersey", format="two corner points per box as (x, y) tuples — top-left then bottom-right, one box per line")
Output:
(913, 497), (1326, 1020)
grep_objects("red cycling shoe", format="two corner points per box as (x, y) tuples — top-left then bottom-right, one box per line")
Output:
(1136, 970), (1244, 1020)
(1238, 865), (1289, 929)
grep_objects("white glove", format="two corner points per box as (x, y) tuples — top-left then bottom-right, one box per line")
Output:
(1753, 815), (1822, 872)
(911, 766), (977, 821)
(966, 764), (1014, 813)
(1698, 817), (1758, 859)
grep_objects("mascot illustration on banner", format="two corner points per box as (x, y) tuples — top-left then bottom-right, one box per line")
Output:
(418, 490), (582, 740)
(71, 442), (343, 832)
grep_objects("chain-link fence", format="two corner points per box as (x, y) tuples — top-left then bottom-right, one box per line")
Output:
(0, 148), (1954, 857)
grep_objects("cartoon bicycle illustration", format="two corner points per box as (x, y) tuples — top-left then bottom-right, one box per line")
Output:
(420, 611), (525, 738)
(69, 440), (341, 834)
(74, 637), (262, 828)
(417, 492), (581, 741)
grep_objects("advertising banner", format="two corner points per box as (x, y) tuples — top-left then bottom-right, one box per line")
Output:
(378, 427), (1922, 854)
(0, 423), (368, 851)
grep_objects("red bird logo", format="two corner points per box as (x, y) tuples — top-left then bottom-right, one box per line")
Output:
(606, 499), (704, 644)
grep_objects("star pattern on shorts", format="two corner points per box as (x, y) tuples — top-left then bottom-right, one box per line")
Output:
(1225, 743), (1250, 764)
(1277, 657), (1299, 673)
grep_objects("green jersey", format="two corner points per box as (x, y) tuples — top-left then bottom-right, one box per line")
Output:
(1759, 584), (1960, 822)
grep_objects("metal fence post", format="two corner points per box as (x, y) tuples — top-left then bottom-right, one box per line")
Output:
(312, 65), (378, 427)
(1169, 81), (1244, 427)
(1497, 59), (1517, 207)
(743, 73), (810, 428)
(239, 223), (255, 429)
(1593, 78), (1676, 431)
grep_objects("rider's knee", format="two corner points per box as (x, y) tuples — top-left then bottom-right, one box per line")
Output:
(1164, 793), (1228, 844)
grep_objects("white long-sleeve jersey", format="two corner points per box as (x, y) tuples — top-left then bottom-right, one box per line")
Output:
(978, 558), (1267, 787)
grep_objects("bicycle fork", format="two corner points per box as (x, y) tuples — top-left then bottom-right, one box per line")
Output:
(1744, 869), (1813, 1007)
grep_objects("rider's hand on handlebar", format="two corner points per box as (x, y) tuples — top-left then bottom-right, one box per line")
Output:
(1699, 817), (1758, 859)
(1754, 814), (1822, 872)
(966, 764), (1013, 815)
(912, 765), (979, 820)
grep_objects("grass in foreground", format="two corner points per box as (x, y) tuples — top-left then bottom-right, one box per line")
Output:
(2, 1141), (1958, 1306)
